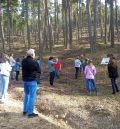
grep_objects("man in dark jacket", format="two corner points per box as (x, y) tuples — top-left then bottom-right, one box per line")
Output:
(22, 49), (41, 118)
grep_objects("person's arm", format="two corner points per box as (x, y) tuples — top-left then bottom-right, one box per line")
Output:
(7, 62), (12, 72)
(108, 64), (111, 74)
(51, 60), (56, 65)
(93, 66), (96, 76)
(59, 63), (62, 71)
(84, 67), (87, 75)
(35, 61), (41, 74)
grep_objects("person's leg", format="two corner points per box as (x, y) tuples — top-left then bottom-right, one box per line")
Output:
(27, 81), (37, 115)
(91, 79), (98, 96)
(51, 71), (55, 85)
(111, 78), (116, 94)
(50, 72), (55, 86)
(0, 75), (4, 100)
(86, 79), (91, 95)
(0, 75), (3, 98)
(1, 75), (9, 101)
(114, 78), (119, 92)
(75, 67), (79, 79)
(10, 66), (14, 80)
(23, 82), (30, 113)
(36, 73), (40, 84)
(56, 70), (60, 79)
(16, 71), (19, 81)
(50, 72), (53, 85)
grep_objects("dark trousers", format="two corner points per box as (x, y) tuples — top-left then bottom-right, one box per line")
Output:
(111, 78), (119, 93)
(15, 71), (19, 81)
(36, 73), (41, 84)
(50, 71), (55, 86)
(75, 67), (80, 79)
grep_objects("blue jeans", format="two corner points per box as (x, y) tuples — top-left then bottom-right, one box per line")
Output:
(0, 74), (9, 99)
(55, 70), (60, 79)
(23, 81), (37, 115)
(111, 78), (119, 93)
(86, 79), (98, 95)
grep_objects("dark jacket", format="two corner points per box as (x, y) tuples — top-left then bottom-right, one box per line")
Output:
(108, 64), (119, 78)
(22, 56), (41, 81)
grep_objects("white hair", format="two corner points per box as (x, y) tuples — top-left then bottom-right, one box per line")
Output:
(27, 49), (35, 56)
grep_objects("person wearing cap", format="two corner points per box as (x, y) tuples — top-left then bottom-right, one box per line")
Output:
(84, 60), (98, 96)
(22, 49), (41, 118)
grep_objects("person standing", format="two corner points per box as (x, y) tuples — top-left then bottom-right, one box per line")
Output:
(84, 60), (98, 96)
(9, 53), (16, 80)
(14, 58), (21, 81)
(108, 57), (119, 94)
(0, 54), (12, 103)
(54, 57), (61, 79)
(74, 56), (81, 79)
(36, 58), (42, 84)
(48, 57), (56, 86)
(22, 49), (40, 118)
(82, 58), (89, 72)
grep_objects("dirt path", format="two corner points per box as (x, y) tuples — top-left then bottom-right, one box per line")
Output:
(0, 92), (72, 129)
(0, 45), (120, 129)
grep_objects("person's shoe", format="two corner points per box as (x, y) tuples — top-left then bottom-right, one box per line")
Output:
(28, 113), (38, 118)
(112, 92), (115, 94)
(116, 89), (119, 92)
(23, 112), (27, 116)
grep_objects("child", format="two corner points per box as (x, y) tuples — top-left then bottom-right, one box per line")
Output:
(74, 56), (81, 79)
(108, 57), (119, 94)
(84, 60), (98, 96)
(82, 58), (89, 72)
(54, 57), (61, 79)
(14, 58), (21, 81)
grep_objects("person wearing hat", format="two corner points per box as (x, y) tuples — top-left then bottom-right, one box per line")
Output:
(22, 49), (41, 118)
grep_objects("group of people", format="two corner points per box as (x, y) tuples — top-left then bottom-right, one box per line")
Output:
(0, 49), (119, 118)
(48, 56), (61, 86)
(0, 49), (41, 118)
(74, 54), (119, 95)
(74, 56), (98, 95)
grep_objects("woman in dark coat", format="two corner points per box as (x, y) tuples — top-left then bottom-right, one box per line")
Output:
(108, 57), (119, 94)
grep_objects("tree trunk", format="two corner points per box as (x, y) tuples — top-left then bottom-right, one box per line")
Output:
(38, 0), (43, 59)
(115, 0), (119, 42)
(0, 0), (5, 52)
(93, 0), (97, 51)
(110, 0), (115, 47)
(105, 0), (108, 44)
(25, 0), (31, 49)
(86, 0), (93, 51)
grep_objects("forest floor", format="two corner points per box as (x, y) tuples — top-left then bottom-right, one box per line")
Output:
(0, 43), (120, 129)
